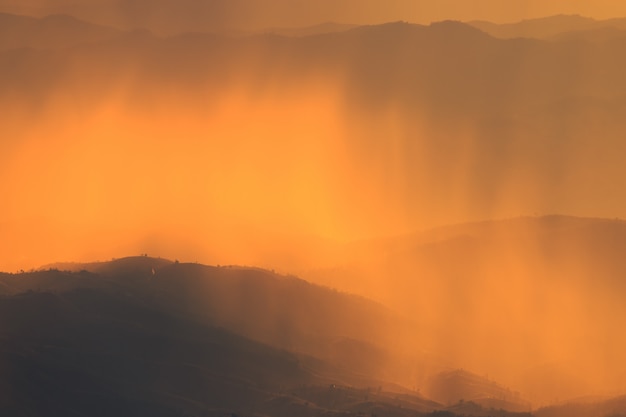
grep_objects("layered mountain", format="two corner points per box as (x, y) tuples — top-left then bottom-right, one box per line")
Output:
(468, 14), (626, 39)
(303, 216), (626, 403)
(0, 12), (120, 50)
(2, 13), (626, 411)
(0, 257), (539, 416)
(0, 289), (313, 416)
(261, 22), (359, 37)
(1, 257), (428, 388)
(535, 395), (626, 417)
(426, 369), (530, 411)
(3, 18), (626, 246)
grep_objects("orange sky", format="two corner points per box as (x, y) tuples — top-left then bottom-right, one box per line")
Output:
(1, 0), (626, 270)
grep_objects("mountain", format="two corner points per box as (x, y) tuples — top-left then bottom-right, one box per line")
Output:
(468, 15), (598, 39)
(535, 395), (626, 417)
(549, 26), (626, 43)
(0, 12), (121, 50)
(1, 257), (427, 388)
(302, 216), (626, 403)
(3, 18), (626, 250)
(2, 19), (626, 406)
(261, 22), (359, 37)
(4, 19), (626, 132)
(0, 286), (451, 417)
(0, 258), (540, 417)
(426, 369), (530, 411)
(4, 17), (626, 282)
(0, 289), (314, 416)
(5, 19), (626, 133)
(0, 0), (410, 35)
(468, 14), (626, 39)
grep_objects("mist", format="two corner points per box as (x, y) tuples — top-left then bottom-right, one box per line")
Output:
(2, 6), (626, 412)
(3, 22), (626, 269)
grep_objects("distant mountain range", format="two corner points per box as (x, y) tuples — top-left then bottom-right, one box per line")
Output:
(3, 11), (624, 252)
(0, 12), (120, 50)
(302, 215), (626, 403)
(3, 12), (626, 273)
(260, 22), (359, 37)
(4, 10), (626, 43)
(468, 14), (626, 40)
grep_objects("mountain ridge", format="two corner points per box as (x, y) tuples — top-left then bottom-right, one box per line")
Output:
(1, 256), (432, 391)
(468, 14), (626, 39)
(0, 11), (122, 50)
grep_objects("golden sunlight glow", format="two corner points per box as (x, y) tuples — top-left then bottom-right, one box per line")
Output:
(2, 1), (626, 408)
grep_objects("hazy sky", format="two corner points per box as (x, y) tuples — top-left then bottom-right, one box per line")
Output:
(2, 0), (626, 271)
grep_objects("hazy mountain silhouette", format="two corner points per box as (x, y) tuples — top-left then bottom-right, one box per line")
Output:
(6, 0), (626, 35)
(5, 19), (626, 118)
(534, 395), (626, 417)
(303, 216), (626, 403)
(0, 12), (120, 50)
(1, 257), (425, 388)
(261, 22), (359, 37)
(2, 13), (626, 412)
(426, 369), (530, 411)
(0, 258), (544, 416)
(4, 18), (626, 308)
(4, 18), (626, 268)
(468, 15), (598, 39)
(0, 0), (370, 35)
(5, 19), (626, 120)
(549, 26), (626, 43)
(468, 14), (626, 39)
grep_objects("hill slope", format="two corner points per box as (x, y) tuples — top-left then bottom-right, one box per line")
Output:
(303, 216), (626, 403)
(0, 288), (313, 416)
(1, 258), (425, 389)
(0, 258), (547, 416)
(0, 12), (120, 50)
(468, 15), (626, 39)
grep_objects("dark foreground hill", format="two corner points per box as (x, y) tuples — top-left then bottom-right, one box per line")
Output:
(0, 289), (310, 416)
(2, 258), (421, 386)
(0, 259), (539, 417)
